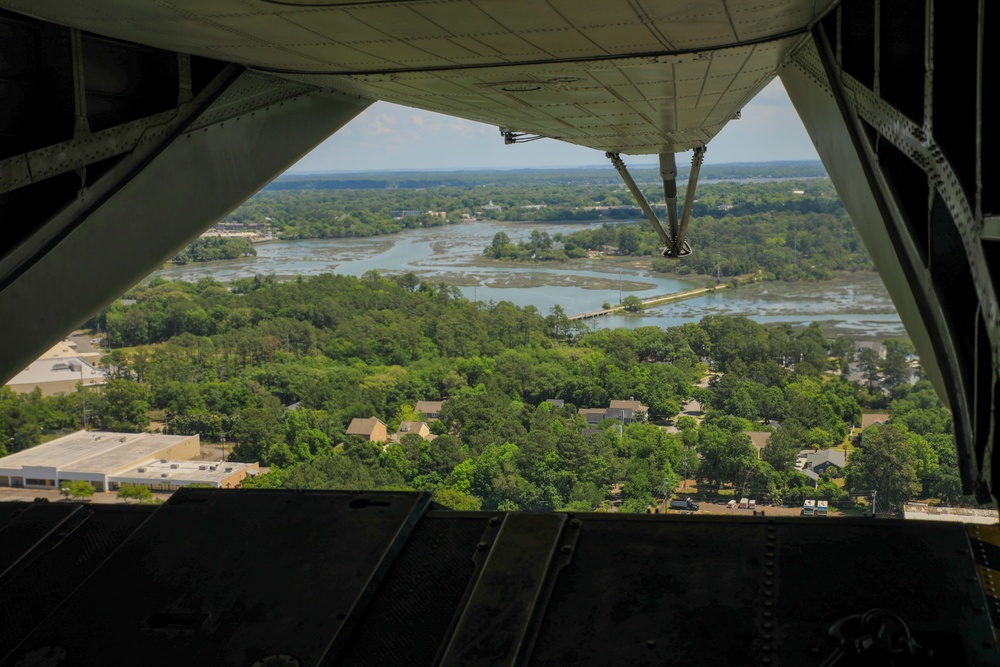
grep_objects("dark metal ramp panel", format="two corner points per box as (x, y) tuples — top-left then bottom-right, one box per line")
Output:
(0, 503), (155, 654)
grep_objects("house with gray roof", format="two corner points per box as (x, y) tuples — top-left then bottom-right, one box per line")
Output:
(579, 408), (606, 427)
(803, 449), (847, 476)
(800, 468), (820, 488)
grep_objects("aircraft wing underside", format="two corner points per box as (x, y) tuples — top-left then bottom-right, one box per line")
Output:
(0, 0), (834, 153)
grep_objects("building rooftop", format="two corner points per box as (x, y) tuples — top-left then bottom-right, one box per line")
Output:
(744, 432), (772, 451)
(113, 459), (257, 487)
(39, 340), (84, 360)
(609, 399), (648, 412)
(347, 417), (386, 438)
(7, 357), (104, 390)
(415, 400), (445, 414)
(800, 468), (820, 482)
(903, 504), (999, 525)
(861, 413), (890, 429)
(0, 431), (197, 474)
(804, 449), (847, 469)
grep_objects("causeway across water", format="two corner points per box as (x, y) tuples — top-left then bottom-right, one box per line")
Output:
(569, 274), (757, 320)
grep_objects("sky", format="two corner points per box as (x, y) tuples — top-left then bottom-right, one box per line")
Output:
(287, 78), (820, 173)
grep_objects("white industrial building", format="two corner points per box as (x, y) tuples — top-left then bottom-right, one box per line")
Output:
(5, 337), (106, 396)
(0, 431), (258, 492)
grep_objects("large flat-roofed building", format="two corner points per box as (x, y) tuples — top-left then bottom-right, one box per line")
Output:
(0, 431), (257, 492)
(113, 459), (259, 491)
(5, 336), (106, 396)
(6, 357), (105, 396)
(37, 338), (102, 366)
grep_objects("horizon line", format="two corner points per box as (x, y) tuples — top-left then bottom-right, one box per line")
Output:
(282, 159), (824, 177)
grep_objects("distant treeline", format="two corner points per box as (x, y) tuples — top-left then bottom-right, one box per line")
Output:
(266, 161), (827, 191)
(484, 179), (874, 281)
(173, 237), (257, 265)
(225, 168), (838, 243)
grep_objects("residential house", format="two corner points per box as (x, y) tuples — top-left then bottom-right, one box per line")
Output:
(800, 467), (820, 488)
(609, 399), (649, 421)
(393, 421), (435, 442)
(857, 413), (890, 443)
(545, 399), (565, 408)
(605, 407), (639, 424)
(579, 408), (606, 428)
(803, 450), (847, 476)
(415, 400), (446, 421)
(744, 432), (772, 460)
(861, 413), (890, 430)
(346, 417), (388, 443)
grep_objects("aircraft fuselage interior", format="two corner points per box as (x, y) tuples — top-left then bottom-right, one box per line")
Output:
(1, 1), (998, 664)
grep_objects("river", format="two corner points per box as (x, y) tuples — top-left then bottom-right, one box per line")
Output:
(154, 220), (905, 340)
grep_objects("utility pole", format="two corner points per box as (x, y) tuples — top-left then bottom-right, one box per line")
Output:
(716, 251), (720, 285)
(80, 366), (87, 430)
(618, 268), (623, 304)
(683, 444), (688, 491)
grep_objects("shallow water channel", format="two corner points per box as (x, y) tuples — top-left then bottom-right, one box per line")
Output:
(154, 220), (905, 339)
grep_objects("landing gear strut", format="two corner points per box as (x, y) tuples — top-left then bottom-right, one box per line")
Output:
(607, 146), (705, 258)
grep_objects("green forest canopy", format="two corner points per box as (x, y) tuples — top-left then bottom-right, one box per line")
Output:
(0, 271), (958, 513)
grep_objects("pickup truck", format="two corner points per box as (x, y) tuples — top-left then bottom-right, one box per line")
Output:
(669, 497), (699, 511)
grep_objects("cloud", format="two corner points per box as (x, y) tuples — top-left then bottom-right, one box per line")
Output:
(366, 113), (399, 136)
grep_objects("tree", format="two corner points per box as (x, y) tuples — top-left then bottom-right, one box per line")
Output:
(434, 488), (482, 510)
(394, 272), (421, 292)
(62, 480), (96, 500)
(485, 232), (516, 259)
(880, 339), (913, 394)
(546, 305), (572, 338)
(696, 424), (757, 491)
(622, 295), (644, 313)
(762, 426), (802, 473)
(616, 226), (641, 254)
(830, 337), (855, 377)
(230, 405), (285, 464)
(844, 424), (921, 513)
(117, 483), (153, 503)
(90, 379), (152, 432)
(858, 348), (880, 390)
